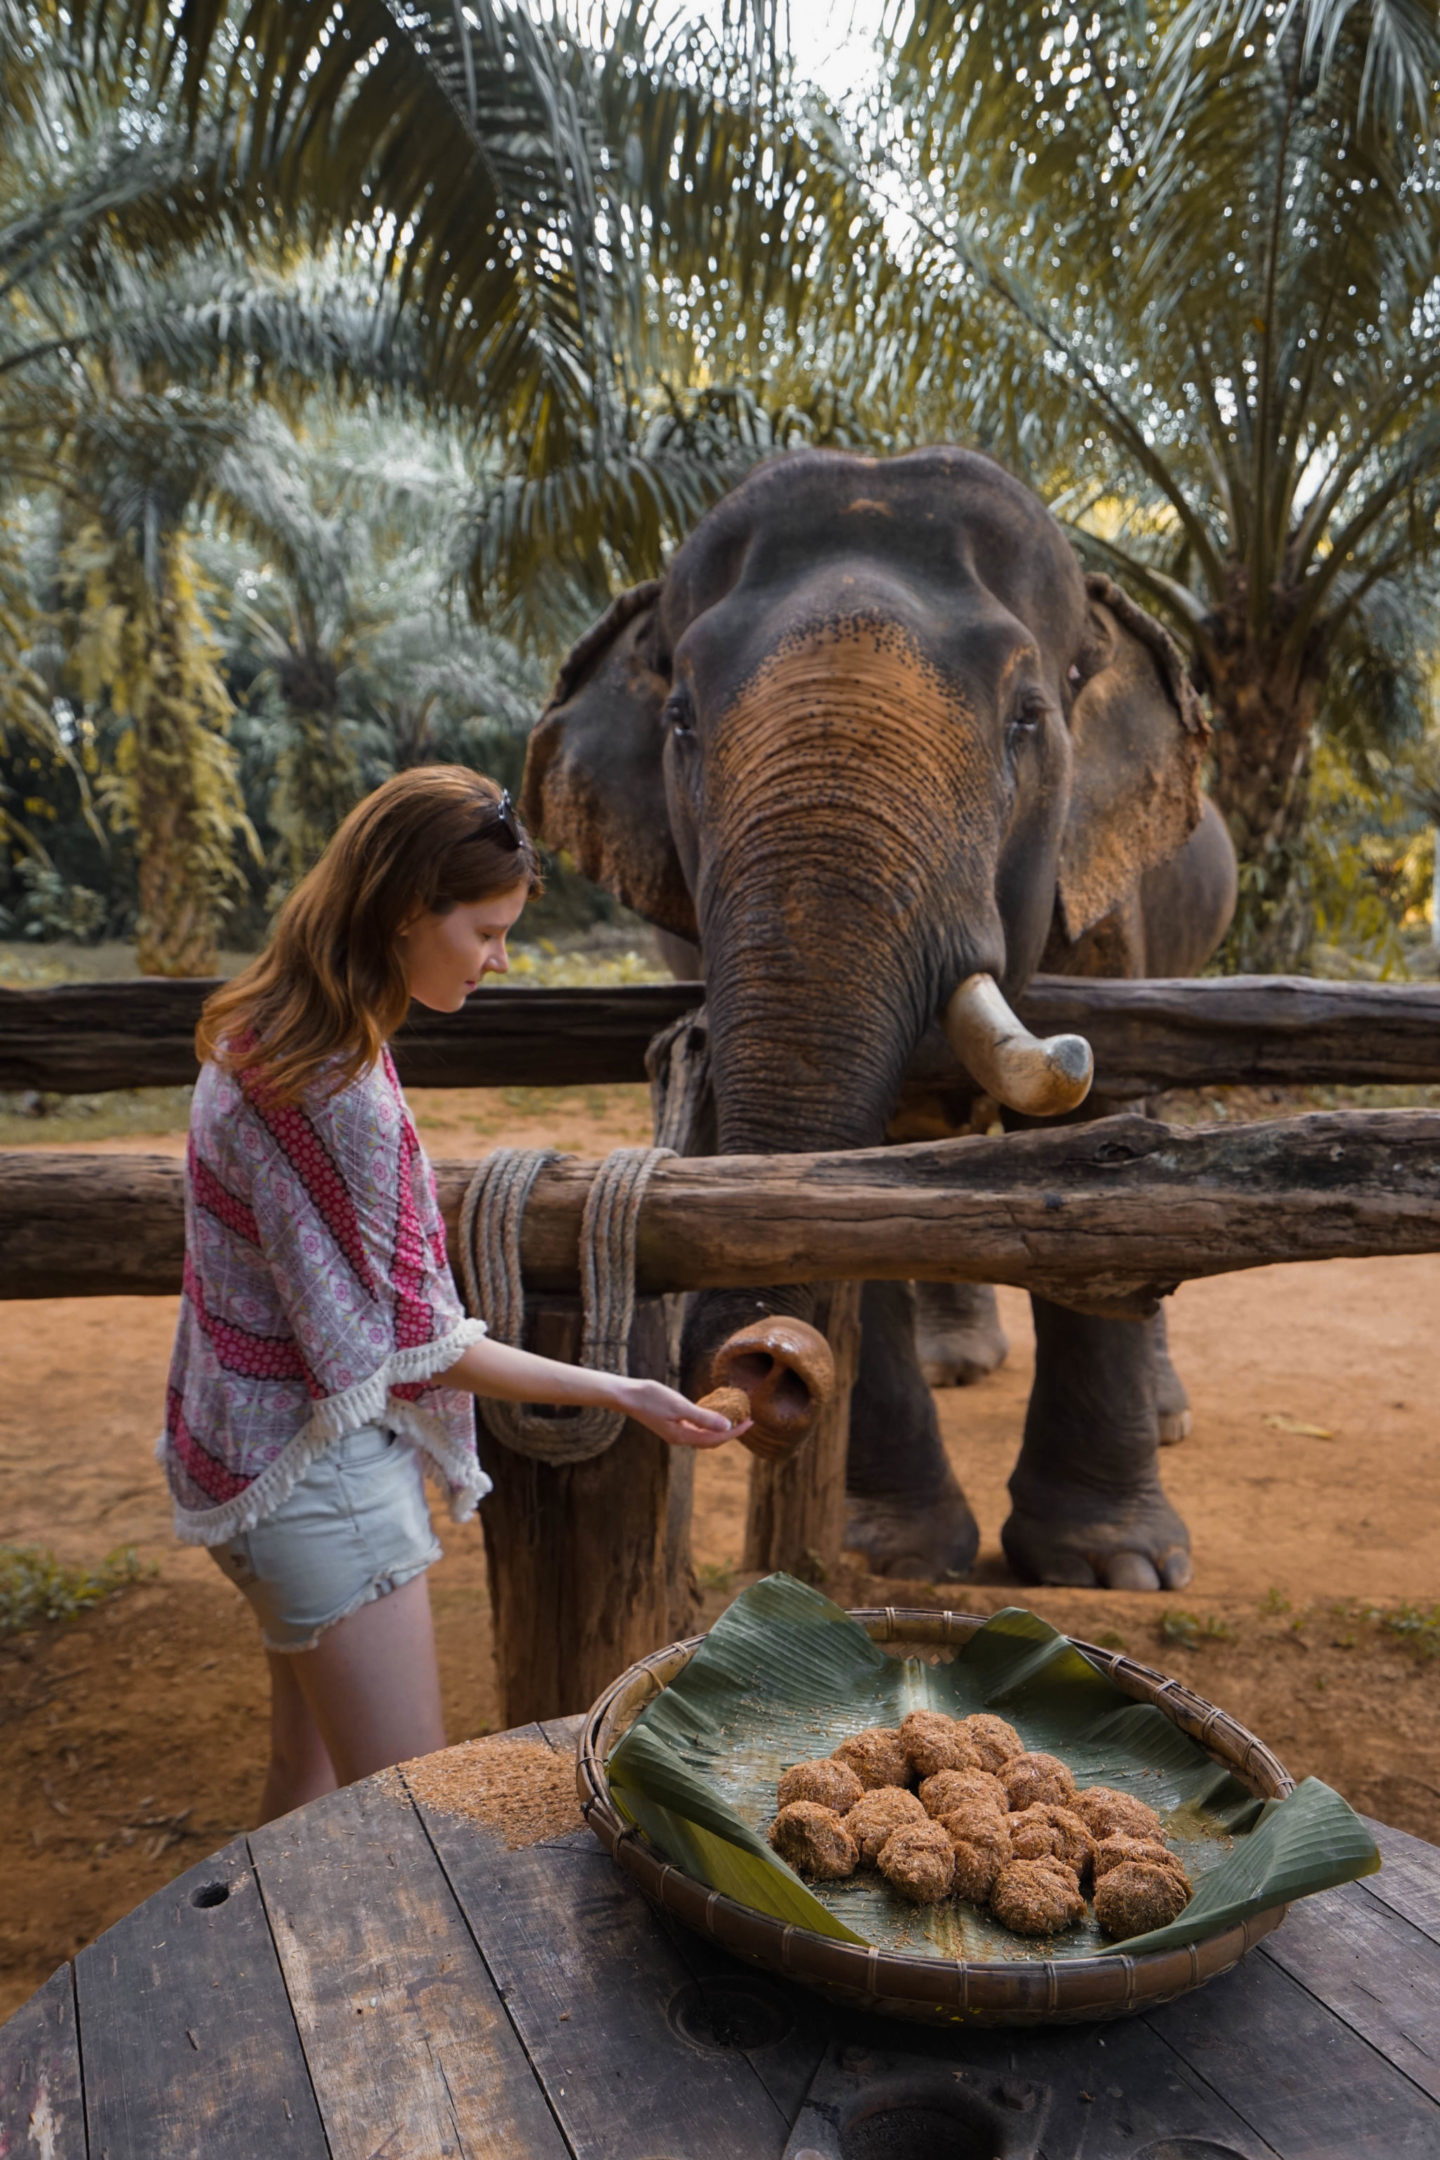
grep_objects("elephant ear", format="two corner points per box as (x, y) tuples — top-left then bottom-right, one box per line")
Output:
(1056, 572), (1211, 943)
(520, 579), (699, 940)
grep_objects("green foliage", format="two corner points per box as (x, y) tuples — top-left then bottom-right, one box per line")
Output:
(4, 858), (107, 941)
(1159, 1610), (1235, 1650)
(0, 1543), (152, 1636)
(1374, 1602), (1440, 1661)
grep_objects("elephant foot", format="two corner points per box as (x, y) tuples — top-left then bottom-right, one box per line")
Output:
(1158, 1406), (1193, 1446)
(912, 1281), (1009, 1389)
(845, 1481), (980, 1583)
(1001, 1485), (1192, 1592)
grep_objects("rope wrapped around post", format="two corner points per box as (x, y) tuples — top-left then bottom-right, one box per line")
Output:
(458, 1143), (675, 1463)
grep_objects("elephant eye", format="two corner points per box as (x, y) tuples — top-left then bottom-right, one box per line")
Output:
(664, 691), (695, 739)
(1010, 690), (1049, 733)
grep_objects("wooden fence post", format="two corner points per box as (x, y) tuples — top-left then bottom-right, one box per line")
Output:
(741, 1280), (862, 1582)
(475, 1295), (692, 1727)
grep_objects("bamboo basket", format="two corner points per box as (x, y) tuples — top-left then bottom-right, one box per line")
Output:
(576, 1605), (1294, 2027)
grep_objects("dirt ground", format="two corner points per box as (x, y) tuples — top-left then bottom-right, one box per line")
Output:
(3, 1080), (1439, 2020)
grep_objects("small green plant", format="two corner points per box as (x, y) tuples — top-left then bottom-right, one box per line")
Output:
(1092, 1630), (1128, 1651)
(1159, 1610), (1233, 1650)
(0, 1545), (151, 1635)
(1260, 1586), (1292, 1615)
(696, 1560), (736, 1596)
(1375, 1601), (1440, 1660)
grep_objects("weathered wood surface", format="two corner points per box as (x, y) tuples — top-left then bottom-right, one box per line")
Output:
(7, 1107), (1440, 1308)
(476, 1298), (696, 1727)
(3, 1722), (1439, 2160)
(248, 1774), (567, 2160)
(1259, 1877), (1440, 2104)
(8, 972), (1440, 1099)
(72, 1835), (326, 2159)
(410, 1809), (799, 2159)
(0, 1961), (84, 2160)
(0, 979), (702, 1093)
(742, 1279), (862, 1580)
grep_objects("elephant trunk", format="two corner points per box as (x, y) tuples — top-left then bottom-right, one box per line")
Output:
(679, 615), (1005, 1419)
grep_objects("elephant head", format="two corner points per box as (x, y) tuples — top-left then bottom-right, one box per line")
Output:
(522, 447), (1208, 1421)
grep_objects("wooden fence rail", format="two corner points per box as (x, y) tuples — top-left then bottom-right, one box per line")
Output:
(5, 1108), (1439, 1309)
(3, 974), (1439, 1100)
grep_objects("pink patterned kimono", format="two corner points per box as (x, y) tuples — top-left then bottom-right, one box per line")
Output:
(160, 1046), (489, 1544)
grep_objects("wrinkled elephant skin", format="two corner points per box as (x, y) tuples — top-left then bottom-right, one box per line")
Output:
(522, 446), (1236, 1588)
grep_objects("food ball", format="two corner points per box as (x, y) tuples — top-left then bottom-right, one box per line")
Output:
(990, 1856), (1086, 1937)
(1072, 1784), (1165, 1843)
(939, 1811), (1011, 1903)
(1000, 1751), (1077, 1811)
(959, 1714), (1025, 1772)
(1006, 1803), (1095, 1881)
(833, 1726), (912, 1790)
(1093, 1835), (1190, 1890)
(927, 1767), (1008, 1815)
(776, 1758), (864, 1814)
(1094, 1858), (1191, 1939)
(846, 1786), (928, 1863)
(697, 1385), (752, 1426)
(768, 1801), (857, 1880)
(876, 1821), (956, 1905)
(899, 1709), (979, 1779)
(919, 1768), (1004, 1821)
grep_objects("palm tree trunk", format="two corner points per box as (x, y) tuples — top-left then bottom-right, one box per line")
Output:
(104, 537), (251, 977)
(1202, 597), (1323, 970)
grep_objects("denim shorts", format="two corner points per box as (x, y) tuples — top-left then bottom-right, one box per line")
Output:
(208, 1424), (443, 1653)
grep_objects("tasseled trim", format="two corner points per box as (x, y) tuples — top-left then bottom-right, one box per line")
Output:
(161, 1319), (491, 1546)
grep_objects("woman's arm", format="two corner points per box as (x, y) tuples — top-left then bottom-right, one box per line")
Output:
(435, 1335), (744, 1451)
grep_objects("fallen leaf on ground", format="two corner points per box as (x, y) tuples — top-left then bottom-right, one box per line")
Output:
(1262, 1413), (1335, 1440)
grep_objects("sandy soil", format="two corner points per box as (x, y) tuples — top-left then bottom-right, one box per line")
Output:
(3, 1083), (1438, 2019)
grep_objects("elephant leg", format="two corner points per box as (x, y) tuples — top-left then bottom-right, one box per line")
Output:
(911, 1280), (1009, 1387)
(1152, 1302), (1192, 1444)
(844, 1282), (980, 1581)
(1002, 1296), (1192, 1592)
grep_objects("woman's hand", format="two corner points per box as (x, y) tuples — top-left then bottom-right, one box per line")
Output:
(438, 1336), (747, 1448)
(614, 1376), (750, 1450)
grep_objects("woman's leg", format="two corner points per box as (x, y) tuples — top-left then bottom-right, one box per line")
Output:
(259, 1650), (340, 1824)
(283, 1571), (447, 1790)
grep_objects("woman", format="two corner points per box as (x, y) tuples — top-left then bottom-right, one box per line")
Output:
(164, 767), (734, 1821)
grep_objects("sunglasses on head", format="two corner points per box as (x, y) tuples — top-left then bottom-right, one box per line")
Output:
(469, 787), (523, 849)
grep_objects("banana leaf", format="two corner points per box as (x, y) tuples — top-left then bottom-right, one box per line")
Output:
(605, 1574), (1380, 1962)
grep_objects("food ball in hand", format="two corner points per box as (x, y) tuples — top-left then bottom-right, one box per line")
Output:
(989, 1856), (1086, 1937)
(958, 1714), (1025, 1772)
(833, 1726), (911, 1790)
(899, 1710), (979, 1779)
(1094, 1858), (1191, 1939)
(1000, 1751), (1077, 1811)
(846, 1786), (928, 1863)
(876, 1821), (956, 1905)
(776, 1757), (864, 1814)
(1072, 1784), (1164, 1843)
(768, 1801), (857, 1880)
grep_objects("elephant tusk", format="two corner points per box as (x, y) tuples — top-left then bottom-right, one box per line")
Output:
(943, 972), (1093, 1117)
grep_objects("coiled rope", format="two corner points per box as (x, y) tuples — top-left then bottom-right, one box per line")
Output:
(458, 1004), (713, 1464)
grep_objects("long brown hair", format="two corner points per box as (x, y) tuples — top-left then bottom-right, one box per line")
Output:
(197, 767), (541, 1102)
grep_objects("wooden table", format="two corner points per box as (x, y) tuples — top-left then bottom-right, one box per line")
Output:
(3, 1715), (1438, 2159)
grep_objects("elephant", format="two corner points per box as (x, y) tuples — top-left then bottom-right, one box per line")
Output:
(520, 445), (1237, 1591)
